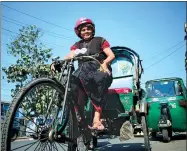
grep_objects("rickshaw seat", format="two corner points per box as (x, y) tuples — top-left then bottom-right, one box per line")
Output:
(108, 88), (132, 94)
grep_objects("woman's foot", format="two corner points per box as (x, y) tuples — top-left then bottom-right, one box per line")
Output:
(91, 120), (105, 130)
(90, 111), (105, 130)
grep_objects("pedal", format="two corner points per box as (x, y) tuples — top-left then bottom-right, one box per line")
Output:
(90, 128), (108, 136)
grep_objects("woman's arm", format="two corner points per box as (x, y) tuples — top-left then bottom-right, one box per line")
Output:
(64, 51), (75, 59)
(99, 39), (115, 73)
(103, 47), (115, 65)
(64, 43), (78, 59)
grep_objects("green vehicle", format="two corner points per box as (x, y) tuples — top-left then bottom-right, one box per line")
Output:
(145, 77), (187, 142)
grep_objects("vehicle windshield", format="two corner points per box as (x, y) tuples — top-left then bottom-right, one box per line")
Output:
(146, 80), (177, 98)
(111, 55), (135, 78)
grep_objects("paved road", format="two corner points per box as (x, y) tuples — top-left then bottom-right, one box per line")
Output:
(11, 133), (186, 151)
(96, 133), (186, 151)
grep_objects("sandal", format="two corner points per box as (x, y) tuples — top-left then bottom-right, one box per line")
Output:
(91, 121), (105, 131)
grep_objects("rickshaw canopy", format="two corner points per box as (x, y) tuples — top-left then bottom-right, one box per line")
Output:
(109, 46), (143, 91)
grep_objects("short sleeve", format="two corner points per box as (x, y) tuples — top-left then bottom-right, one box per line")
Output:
(70, 44), (78, 51)
(101, 40), (110, 50)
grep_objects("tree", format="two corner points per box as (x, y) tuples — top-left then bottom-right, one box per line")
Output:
(2, 25), (54, 115)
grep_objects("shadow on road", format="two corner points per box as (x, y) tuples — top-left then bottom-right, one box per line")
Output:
(150, 133), (187, 142)
(96, 142), (146, 151)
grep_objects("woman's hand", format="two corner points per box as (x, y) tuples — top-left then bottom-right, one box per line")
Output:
(50, 63), (57, 74)
(64, 51), (75, 60)
(100, 62), (111, 75)
(100, 62), (108, 72)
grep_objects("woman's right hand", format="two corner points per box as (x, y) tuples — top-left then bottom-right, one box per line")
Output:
(50, 63), (56, 73)
(100, 62), (108, 72)
(64, 51), (75, 60)
(100, 62), (111, 75)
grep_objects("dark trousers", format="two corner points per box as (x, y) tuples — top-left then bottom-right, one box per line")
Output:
(70, 62), (113, 114)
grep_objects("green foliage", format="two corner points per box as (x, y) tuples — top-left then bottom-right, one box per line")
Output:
(2, 25), (55, 114)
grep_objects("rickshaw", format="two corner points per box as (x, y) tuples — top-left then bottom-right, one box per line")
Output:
(145, 77), (187, 142)
(1, 46), (151, 151)
(84, 46), (150, 148)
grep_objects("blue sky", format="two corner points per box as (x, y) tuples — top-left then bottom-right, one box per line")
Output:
(1, 2), (186, 101)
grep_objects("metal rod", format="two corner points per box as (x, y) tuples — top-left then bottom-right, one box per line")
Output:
(184, 21), (187, 87)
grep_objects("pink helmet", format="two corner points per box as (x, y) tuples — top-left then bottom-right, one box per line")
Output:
(74, 17), (95, 39)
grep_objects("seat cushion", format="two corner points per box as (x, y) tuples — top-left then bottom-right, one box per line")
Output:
(108, 88), (132, 94)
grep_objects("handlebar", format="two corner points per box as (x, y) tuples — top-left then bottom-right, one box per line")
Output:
(51, 53), (111, 74)
(53, 53), (100, 64)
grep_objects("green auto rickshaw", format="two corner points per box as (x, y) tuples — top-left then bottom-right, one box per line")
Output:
(145, 77), (187, 142)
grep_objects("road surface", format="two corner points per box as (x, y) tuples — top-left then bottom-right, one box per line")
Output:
(11, 133), (186, 151)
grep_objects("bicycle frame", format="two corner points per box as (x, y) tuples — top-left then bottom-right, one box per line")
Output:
(52, 55), (102, 142)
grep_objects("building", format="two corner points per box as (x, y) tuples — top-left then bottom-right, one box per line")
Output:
(1, 100), (12, 121)
(1, 100), (26, 136)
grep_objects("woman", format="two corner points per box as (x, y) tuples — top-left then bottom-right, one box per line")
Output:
(53, 17), (115, 130)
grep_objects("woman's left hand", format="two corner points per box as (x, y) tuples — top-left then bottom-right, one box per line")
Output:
(100, 62), (111, 75)
(100, 62), (108, 72)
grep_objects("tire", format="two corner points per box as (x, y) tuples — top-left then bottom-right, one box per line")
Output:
(1, 77), (77, 151)
(151, 132), (157, 138)
(141, 116), (151, 151)
(10, 129), (18, 142)
(109, 135), (116, 139)
(93, 136), (97, 148)
(162, 129), (171, 143)
(68, 105), (79, 151)
(87, 136), (97, 150)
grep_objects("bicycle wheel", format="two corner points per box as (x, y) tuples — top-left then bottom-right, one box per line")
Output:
(1, 77), (77, 151)
(10, 128), (19, 142)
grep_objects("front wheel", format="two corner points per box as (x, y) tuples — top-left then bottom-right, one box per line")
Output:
(11, 128), (19, 142)
(141, 115), (151, 151)
(1, 77), (77, 151)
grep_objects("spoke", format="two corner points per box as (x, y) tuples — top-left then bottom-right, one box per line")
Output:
(40, 142), (48, 151)
(11, 141), (38, 151)
(23, 141), (39, 151)
(44, 89), (57, 124)
(56, 142), (67, 151)
(45, 86), (51, 114)
(57, 141), (68, 147)
(19, 129), (36, 134)
(13, 117), (38, 134)
(44, 143), (49, 151)
(46, 141), (52, 151)
(34, 138), (50, 151)
(33, 142), (41, 151)
(42, 142), (48, 151)
(52, 142), (59, 151)
(19, 104), (40, 130)
(35, 85), (59, 128)
(23, 92), (39, 117)
(39, 136), (49, 141)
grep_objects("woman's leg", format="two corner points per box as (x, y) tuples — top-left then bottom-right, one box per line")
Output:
(77, 87), (88, 114)
(71, 76), (88, 115)
(79, 66), (113, 130)
(91, 94), (107, 130)
(92, 111), (104, 130)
